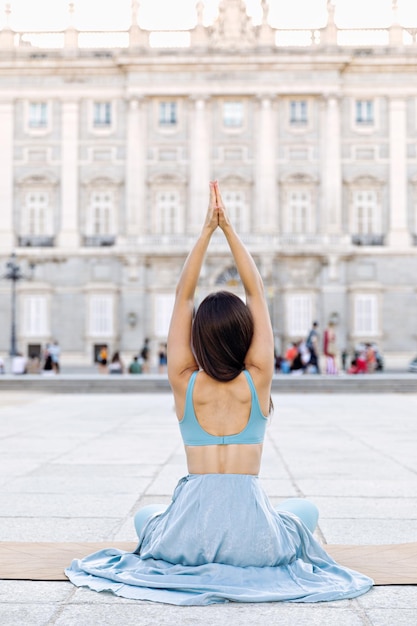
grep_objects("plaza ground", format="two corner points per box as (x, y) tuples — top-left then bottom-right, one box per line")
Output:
(0, 389), (416, 625)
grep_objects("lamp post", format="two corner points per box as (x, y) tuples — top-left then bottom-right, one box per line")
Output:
(2, 253), (33, 357)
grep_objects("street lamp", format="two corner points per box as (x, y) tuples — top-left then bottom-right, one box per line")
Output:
(2, 253), (34, 357)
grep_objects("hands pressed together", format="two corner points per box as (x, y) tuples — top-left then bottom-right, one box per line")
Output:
(205, 180), (231, 233)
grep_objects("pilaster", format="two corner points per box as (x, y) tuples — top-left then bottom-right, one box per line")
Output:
(321, 95), (342, 235)
(125, 97), (147, 236)
(187, 96), (211, 233)
(0, 101), (15, 249)
(387, 97), (409, 246)
(58, 100), (80, 248)
(254, 96), (277, 232)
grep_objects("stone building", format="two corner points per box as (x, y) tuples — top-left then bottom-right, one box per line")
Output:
(0, 0), (416, 368)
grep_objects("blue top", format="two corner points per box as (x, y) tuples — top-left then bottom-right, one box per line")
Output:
(179, 369), (269, 446)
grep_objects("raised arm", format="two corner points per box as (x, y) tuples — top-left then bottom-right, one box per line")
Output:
(214, 182), (274, 377)
(167, 182), (219, 387)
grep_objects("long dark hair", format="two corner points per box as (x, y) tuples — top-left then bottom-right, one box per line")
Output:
(191, 291), (254, 381)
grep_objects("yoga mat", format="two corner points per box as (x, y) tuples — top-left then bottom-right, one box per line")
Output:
(0, 541), (416, 585)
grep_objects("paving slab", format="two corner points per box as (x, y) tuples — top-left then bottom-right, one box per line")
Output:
(0, 390), (416, 625)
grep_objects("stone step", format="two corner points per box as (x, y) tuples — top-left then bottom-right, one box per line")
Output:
(0, 374), (416, 394)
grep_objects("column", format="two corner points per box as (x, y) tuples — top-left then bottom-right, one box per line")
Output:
(321, 95), (342, 235)
(254, 96), (277, 232)
(188, 97), (211, 233)
(58, 100), (80, 247)
(0, 101), (14, 249)
(387, 97), (409, 246)
(125, 97), (147, 236)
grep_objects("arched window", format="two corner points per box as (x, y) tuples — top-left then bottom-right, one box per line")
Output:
(353, 190), (380, 235)
(286, 190), (313, 234)
(19, 187), (55, 246)
(222, 190), (247, 232)
(26, 192), (49, 235)
(155, 191), (180, 234)
(215, 266), (241, 287)
(286, 294), (312, 337)
(86, 190), (115, 238)
(92, 192), (112, 235)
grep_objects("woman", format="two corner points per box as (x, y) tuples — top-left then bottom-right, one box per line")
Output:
(66, 182), (372, 604)
(323, 321), (338, 375)
(108, 351), (124, 375)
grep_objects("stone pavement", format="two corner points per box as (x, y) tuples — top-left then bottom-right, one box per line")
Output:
(0, 390), (416, 626)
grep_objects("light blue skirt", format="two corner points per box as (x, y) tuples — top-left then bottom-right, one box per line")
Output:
(65, 474), (373, 605)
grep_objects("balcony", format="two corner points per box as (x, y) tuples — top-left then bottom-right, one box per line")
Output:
(18, 235), (55, 247)
(83, 235), (116, 247)
(351, 234), (385, 246)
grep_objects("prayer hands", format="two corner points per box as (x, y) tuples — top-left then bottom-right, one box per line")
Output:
(204, 181), (231, 233)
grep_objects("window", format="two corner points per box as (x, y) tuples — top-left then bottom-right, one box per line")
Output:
(88, 192), (114, 236)
(223, 101), (244, 128)
(354, 295), (378, 336)
(290, 100), (307, 124)
(352, 191), (380, 235)
(159, 101), (177, 126)
(355, 100), (374, 125)
(23, 296), (48, 336)
(93, 102), (112, 127)
(286, 191), (313, 234)
(23, 192), (52, 236)
(222, 191), (247, 232)
(89, 296), (113, 337)
(156, 191), (180, 234)
(287, 294), (312, 337)
(29, 102), (48, 128)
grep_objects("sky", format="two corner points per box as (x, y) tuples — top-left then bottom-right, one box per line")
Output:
(1, 0), (416, 32)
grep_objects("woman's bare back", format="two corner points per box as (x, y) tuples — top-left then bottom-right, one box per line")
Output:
(174, 369), (268, 475)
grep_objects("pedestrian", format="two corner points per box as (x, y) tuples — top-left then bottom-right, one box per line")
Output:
(42, 352), (55, 376)
(97, 345), (108, 374)
(140, 338), (150, 373)
(283, 341), (298, 373)
(26, 354), (41, 374)
(108, 351), (124, 374)
(128, 355), (142, 374)
(341, 349), (348, 371)
(66, 180), (372, 604)
(366, 343), (376, 373)
(48, 340), (61, 374)
(306, 321), (320, 373)
(11, 353), (27, 375)
(158, 343), (167, 374)
(323, 321), (338, 375)
(290, 341), (305, 374)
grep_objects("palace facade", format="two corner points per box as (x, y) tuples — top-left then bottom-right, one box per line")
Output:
(0, 1), (417, 367)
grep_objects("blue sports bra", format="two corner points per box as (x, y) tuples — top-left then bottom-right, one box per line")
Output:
(179, 370), (269, 446)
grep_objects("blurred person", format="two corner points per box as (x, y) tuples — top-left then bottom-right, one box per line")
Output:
(108, 351), (124, 374)
(26, 354), (41, 375)
(12, 353), (26, 375)
(158, 343), (167, 374)
(323, 321), (338, 375)
(97, 345), (108, 374)
(140, 338), (150, 373)
(42, 352), (55, 376)
(48, 340), (61, 374)
(128, 355), (142, 374)
(306, 321), (320, 373)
